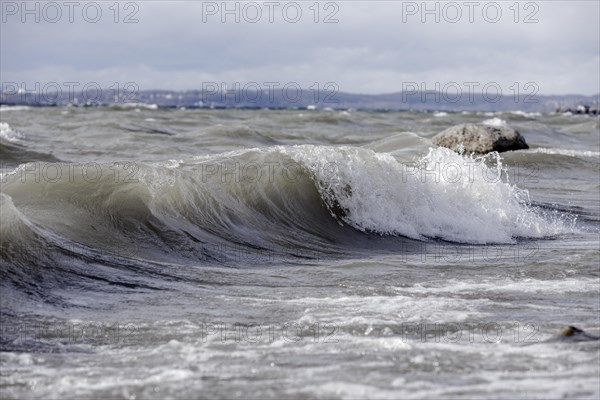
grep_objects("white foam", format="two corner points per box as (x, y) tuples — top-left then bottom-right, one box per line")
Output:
(286, 294), (487, 324)
(114, 103), (158, 110)
(0, 122), (22, 142)
(399, 277), (599, 295)
(280, 145), (571, 244)
(433, 112), (448, 117)
(482, 117), (507, 127)
(0, 105), (30, 112)
(510, 110), (541, 118)
(527, 147), (600, 158)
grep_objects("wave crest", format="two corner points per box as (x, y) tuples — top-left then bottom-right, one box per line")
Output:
(282, 145), (572, 243)
(0, 145), (574, 270)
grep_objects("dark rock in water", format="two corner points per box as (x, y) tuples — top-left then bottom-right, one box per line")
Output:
(432, 123), (529, 154)
(554, 326), (600, 342)
(555, 105), (599, 115)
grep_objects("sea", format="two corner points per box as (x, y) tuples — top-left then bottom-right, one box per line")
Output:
(1, 104), (599, 399)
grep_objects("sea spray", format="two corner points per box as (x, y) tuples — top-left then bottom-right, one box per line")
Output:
(281, 145), (572, 243)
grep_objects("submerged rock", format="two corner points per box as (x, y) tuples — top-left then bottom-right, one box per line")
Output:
(555, 326), (600, 342)
(432, 123), (529, 154)
(541, 326), (600, 343)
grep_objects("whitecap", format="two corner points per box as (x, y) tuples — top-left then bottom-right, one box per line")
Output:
(527, 148), (600, 158)
(482, 117), (507, 127)
(280, 145), (572, 244)
(0, 105), (30, 112)
(0, 122), (22, 142)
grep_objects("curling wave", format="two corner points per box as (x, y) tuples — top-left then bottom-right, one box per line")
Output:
(1, 145), (573, 271)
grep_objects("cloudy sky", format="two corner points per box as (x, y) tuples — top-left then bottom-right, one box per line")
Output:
(1, 0), (599, 95)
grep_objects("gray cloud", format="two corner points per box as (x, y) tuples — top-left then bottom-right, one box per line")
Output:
(1, 1), (598, 95)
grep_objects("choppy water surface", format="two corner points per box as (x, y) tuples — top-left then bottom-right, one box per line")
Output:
(1, 106), (599, 399)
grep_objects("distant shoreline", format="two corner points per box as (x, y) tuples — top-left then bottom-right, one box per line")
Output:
(1, 90), (598, 113)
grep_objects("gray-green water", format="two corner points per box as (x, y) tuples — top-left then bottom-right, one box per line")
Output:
(1, 105), (599, 399)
